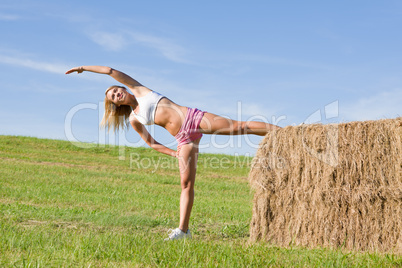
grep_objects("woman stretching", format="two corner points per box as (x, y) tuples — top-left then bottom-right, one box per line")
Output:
(65, 66), (280, 241)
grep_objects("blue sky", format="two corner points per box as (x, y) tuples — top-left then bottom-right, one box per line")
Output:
(1, 1), (401, 155)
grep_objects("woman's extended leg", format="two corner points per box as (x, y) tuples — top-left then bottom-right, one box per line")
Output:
(177, 138), (200, 233)
(199, 112), (280, 136)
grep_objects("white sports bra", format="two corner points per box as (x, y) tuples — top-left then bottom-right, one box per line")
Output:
(129, 91), (164, 125)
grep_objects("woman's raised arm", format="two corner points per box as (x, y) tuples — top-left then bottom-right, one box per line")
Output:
(130, 118), (178, 157)
(65, 65), (143, 90)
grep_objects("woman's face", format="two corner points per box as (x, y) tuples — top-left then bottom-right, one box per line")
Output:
(106, 87), (127, 106)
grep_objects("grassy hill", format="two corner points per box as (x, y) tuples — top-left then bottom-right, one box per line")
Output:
(0, 135), (400, 267)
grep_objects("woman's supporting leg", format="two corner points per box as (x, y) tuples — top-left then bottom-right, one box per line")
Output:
(199, 112), (281, 136)
(177, 138), (200, 233)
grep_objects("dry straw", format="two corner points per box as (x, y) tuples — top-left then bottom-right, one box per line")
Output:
(249, 117), (401, 254)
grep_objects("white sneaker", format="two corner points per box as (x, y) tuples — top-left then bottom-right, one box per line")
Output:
(164, 228), (192, 241)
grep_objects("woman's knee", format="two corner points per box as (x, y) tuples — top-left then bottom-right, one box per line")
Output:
(231, 120), (248, 134)
(180, 175), (194, 190)
(179, 163), (196, 190)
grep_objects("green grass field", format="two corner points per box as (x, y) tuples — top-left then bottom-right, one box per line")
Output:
(0, 135), (400, 267)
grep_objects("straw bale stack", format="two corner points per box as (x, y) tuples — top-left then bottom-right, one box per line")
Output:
(249, 117), (401, 253)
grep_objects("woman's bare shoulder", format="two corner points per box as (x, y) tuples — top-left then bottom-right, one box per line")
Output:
(128, 86), (152, 97)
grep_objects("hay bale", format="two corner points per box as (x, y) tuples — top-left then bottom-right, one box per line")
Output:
(249, 117), (402, 254)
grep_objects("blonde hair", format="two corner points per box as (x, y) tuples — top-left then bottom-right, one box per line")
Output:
(100, 85), (132, 132)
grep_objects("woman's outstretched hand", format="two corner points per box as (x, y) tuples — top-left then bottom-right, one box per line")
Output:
(65, 66), (84, 74)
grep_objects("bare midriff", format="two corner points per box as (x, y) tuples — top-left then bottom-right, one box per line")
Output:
(154, 98), (188, 136)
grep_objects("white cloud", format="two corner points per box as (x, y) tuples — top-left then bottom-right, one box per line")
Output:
(0, 54), (69, 74)
(0, 13), (20, 21)
(341, 89), (402, 121)
(87, 29), (190, 63)
(128, 31), (190, 64)
(89, 32), (127, 51)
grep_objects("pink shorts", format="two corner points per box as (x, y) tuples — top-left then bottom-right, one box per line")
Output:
(175, 107), (206, 150)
